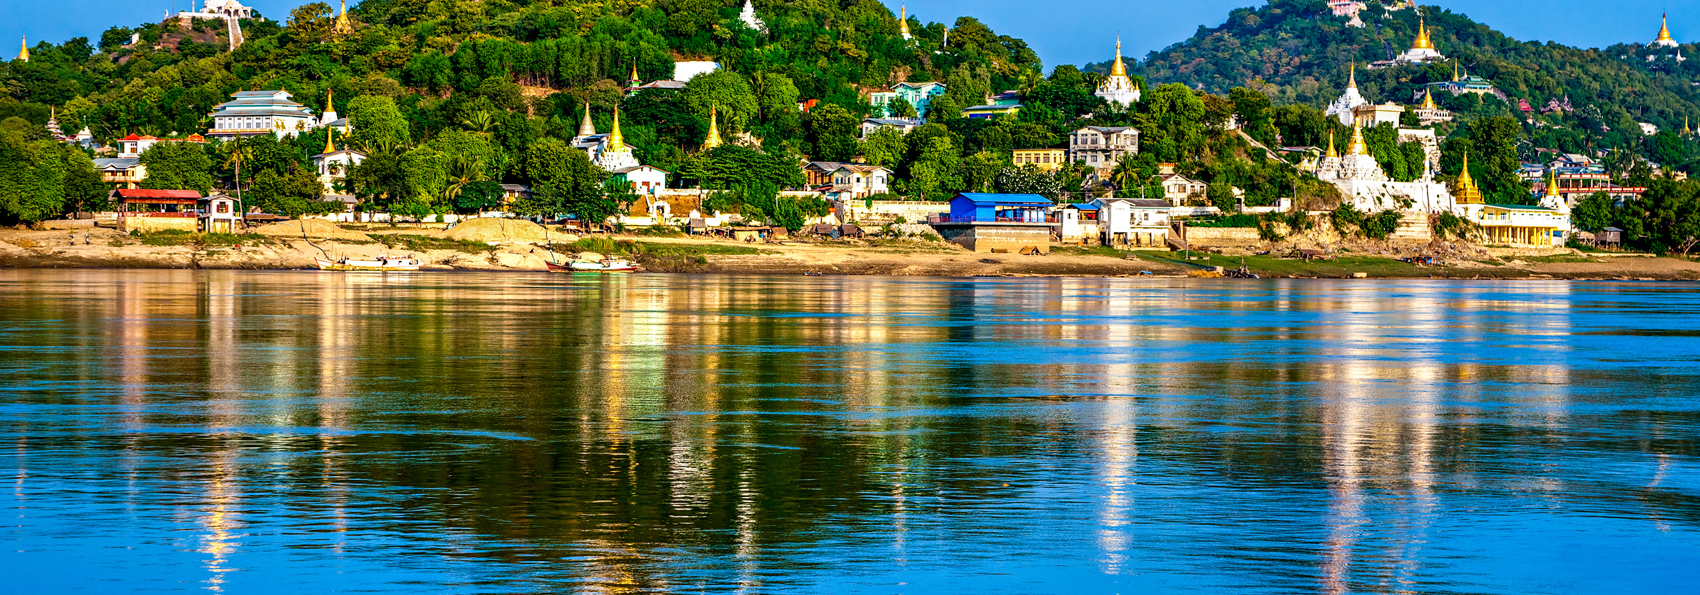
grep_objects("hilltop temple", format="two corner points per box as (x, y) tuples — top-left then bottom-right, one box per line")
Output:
(1094, 39), (1141, 109)
(1316, 123), (1456, 213)
(1370, 12), (1445, 69)
(571, 106), (640, 172)
(1325, 65), (1367, 126)
(1653, 14), (1679, 48)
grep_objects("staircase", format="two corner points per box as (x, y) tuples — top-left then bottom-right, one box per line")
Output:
(1389, 212), (1433, 242)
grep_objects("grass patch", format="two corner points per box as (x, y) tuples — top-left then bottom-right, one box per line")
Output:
(132, 230), (264, 248)
(378, 234), (496, 254)
(569, 237), (771, 257)
(1517, 254), (1600, 264)
(1052, 245), (1134, 258)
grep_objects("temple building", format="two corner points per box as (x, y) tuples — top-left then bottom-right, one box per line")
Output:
(318, 89), (350, 133)
(1094, 39), (1141, 109)
(1316, 123), (1455, 212)
(16, 36), (28, 62)
(571, 105), (641, 172)
(1452, 155), (1569, 247)
(310, 128), (365, 196)
(1325, 65), (1368, 126)
(1411, 88), (1454, 125)
(207, 90), (320, 140)
(899, 5), (912, 40)
(333, 0), (354, 35)
(1653, 14), (1679, 48)
(1430, 62), (1497, 97)
(1395, 13), (1445, 65)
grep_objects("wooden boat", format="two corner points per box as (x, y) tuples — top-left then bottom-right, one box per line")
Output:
(546, 258), (637, 273)
(313, 256), (422, 271)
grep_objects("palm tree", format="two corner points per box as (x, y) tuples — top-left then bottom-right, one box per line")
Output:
(460, 110), (496, 135)
(1110, 153), (1143, 195)
(442, 153), (486, 205)
(218, 136), (253, 197)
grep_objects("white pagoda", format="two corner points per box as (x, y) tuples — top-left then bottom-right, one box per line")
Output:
(1094, 38), (1140, 109)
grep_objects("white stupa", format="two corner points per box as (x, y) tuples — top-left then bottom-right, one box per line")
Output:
(1094, 38), (1141, 108)
(1325, 64), (1368, 126)
(739, 0), (766, 33)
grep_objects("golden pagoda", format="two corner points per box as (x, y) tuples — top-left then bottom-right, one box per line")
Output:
(1544, 169), (1562, 200)
(1326, 130), (1339, 159)
(1454, 153), (1484, 204)
(324, 125), (336, 154)
(1347, 62), (1357, 89)
(1348, 122), (1370, 156)
(18, 36), (28, 62)
(1412, 14), (1435, 51)
(899, 5), (911, 40)
(334, 0), (353, 35)
(701, 106), (723, 151)
(1684, 116), (1692, 137)
(628, 63), (639, 86)
(607, 106), (627, 152)
(1452, 60), (1460, 82)
(1111, 38), (1128, 78)
(1656, 13), (1677, 46)
(1421, 87), (1438, 110)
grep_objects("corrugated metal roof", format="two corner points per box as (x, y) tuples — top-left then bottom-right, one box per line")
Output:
(953, 193), (1053, 206)
(113, 189), (201, 200)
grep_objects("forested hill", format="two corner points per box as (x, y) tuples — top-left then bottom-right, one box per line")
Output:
(1122, 0), (1700, 149)
(0, 0), (1038, 147)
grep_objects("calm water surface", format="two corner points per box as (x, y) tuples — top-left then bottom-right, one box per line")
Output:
(1, 270), (1696, 593)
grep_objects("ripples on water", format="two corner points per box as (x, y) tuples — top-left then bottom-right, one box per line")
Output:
(0, 270), (1696, 593)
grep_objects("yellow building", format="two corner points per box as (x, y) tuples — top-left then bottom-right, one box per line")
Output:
(1467, 204), (1565, 247)
(1012, 149), (1067, 172)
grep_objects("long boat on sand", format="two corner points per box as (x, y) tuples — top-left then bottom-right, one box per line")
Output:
(313, 256), (423, 271)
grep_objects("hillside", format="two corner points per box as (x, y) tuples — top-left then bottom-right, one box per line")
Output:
(1116, 0), (1700, 154)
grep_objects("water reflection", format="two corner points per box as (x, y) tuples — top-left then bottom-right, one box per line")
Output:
(0, 271), (1695, 594)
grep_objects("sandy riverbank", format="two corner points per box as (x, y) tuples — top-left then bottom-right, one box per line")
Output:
(2, 225), (1698, 280)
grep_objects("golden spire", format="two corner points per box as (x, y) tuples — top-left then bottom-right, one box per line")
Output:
(1544, 169), (1561, 199)
(1111, 37), (1127, 78)
(1326, 130), (1339, 159)
(701, 106), (723, 150)
(1685, 115), (1692, 136)
(608, 106), (627, 152)
(325, 87), (334, 115)
(18, 36), (28, 62)
(324, 126), (336, 154)
(334, 0), (352, 34)
(1347, 62), (1357, 89)
(629, 63), (639, 85)
(1412, 13), (1435, 51)
(1455, 153), (1483, 204)
(1348, 122), (1369, 156)
(1452, 60), (1460, 82)
(899, 5), (911, 39)
(1421, 87), (1437, 110)
(1659, 13), (1675, 43)
(577, 103), (596, 138)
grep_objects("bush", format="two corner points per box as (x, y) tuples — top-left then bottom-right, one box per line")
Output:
(1190, 213), (1260, 228)
(1360, 210), (1404, 240)
(1330, 204), (1363, 235)
(1433, 212), (1477, 240)
(572, 236), (622, 254)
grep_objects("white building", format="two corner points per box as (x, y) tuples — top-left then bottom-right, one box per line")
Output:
(1316, 124), (1455, 213)
(859, 117), (924, 138)
(1158, 173), (1207, 206)
(827, 165), (892, 199)
(673, 61), (720, 82)
(1325, 66), (1369, 126)
(1093, 198), (1172, 247)
(571, 106), (640, 172)
(311, 131), (365, 195)
(1068, 126), (1140, 170)
(207, 90), (320, 140)
(1094, 39), (1141, 109)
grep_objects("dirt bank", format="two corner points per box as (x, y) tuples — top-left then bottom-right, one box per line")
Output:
(2, 225), (1697, 280)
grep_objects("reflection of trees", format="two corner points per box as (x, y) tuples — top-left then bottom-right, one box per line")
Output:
(6, 272), (1699, 591)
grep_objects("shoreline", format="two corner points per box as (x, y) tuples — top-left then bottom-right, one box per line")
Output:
(3, 226), (1697, 281)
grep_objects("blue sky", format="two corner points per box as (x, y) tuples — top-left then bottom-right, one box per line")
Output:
(0, 0), (1691, 68)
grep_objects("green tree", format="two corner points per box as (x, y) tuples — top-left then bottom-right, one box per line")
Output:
(250, 167), (327, 217)
(0, 126), (70, 224)
(806, 104), (859, 162)
(682, 71), (759, 134)
(347, 96), (412, 150)
(909, 136), (962, 199)
(1467, 116), (1531, 204)
(138, 141), (213, 193)
(888, 98), (917, 118)
(1571, 191), (1614, 232)
(860, 128), (908, 167)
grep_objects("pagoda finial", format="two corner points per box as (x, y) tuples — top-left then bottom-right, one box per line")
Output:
(1326, 129), (1339, 159)
(324, 126), (336, 154)
(18, 36), (28, 62)
(1455, 153), (1483, 204)
(334, 0), (352, 34)
(899, 5), (911, 40)
(1452, 60), (1460, 82)
(1421, 87), (1437, 110)
(702, 106), (723, 150)
(1347, 62), (1357, 89)
(1544, 169), (1561, 199)
(629, 63), (639, 85)
(1659, 13), (1676, 44)
(1111, 37), (1127, 78)
(577, 103), (596, 138)
(608, 106), (627, 152)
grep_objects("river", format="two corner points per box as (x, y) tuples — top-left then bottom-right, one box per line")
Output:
(1, 270), (1695, 593)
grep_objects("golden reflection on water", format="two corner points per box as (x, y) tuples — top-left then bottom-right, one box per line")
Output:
(2, 270), (1645, 593)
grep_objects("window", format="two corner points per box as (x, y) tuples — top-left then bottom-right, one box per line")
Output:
(216, 202), (229, 214)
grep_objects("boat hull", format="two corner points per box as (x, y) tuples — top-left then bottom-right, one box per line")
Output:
(314, 257), (422, 271)
(547, 261), (637, 273)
